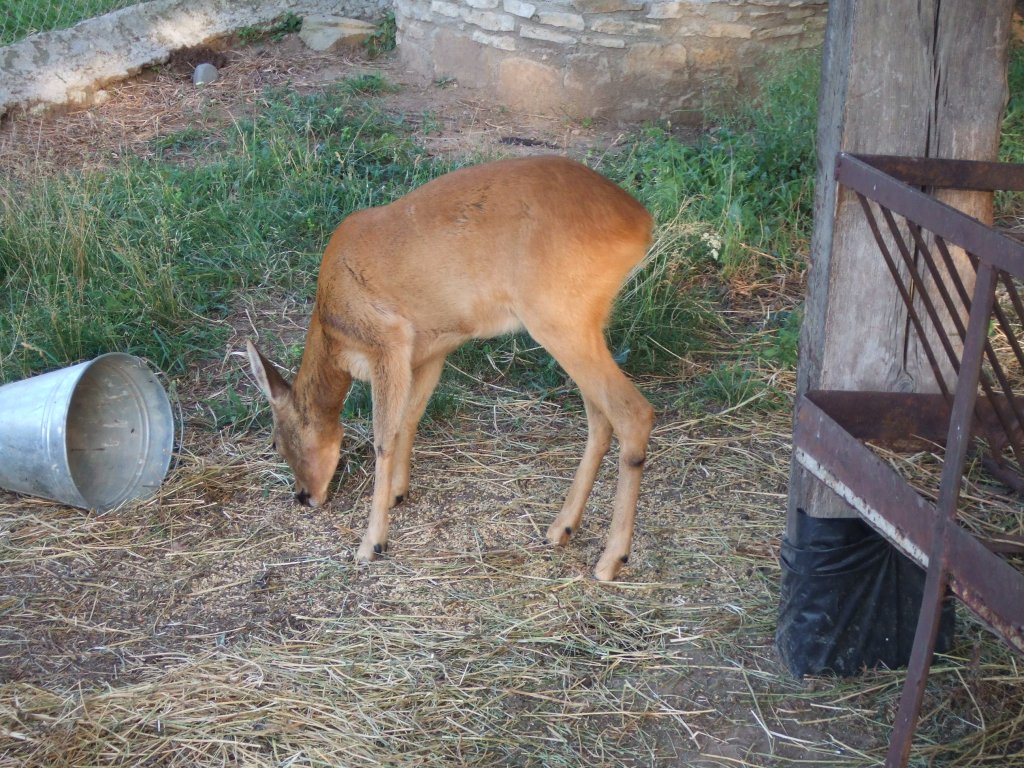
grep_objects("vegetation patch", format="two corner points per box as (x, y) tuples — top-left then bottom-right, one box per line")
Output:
(1, 0), (137, 45)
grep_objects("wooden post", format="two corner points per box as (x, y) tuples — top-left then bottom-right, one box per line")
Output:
(779, 0), (1013, 677)
(790, 0), (1013, 526)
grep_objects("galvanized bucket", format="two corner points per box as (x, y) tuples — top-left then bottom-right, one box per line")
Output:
(0, 353), (175, 511)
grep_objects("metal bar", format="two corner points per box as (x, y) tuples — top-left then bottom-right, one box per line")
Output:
(794, 396), (1024, 648)
(836, 154), (1024, 277)
(856, 193), (952, 398)
(808, 391), (1018, 449)
(886, 262), (1000, 768)
(906, 222), (970, 342)
(947, 527), (1024, 648)
(856, 168), (1024, 475)
(879, 205), (963, 389)
(1000, 271), (1024, 333)
(852, 155), (1024, 192)
(900, 226), (1024, 472)
(824, 154), (1024, 766)
(793, 398), (935, 568)
(988, 277), (1024, 464)
(934, 234), (975, 308)
(978, 324), (1024, 469)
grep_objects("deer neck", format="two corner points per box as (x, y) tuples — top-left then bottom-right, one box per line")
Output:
(292, 314), (352, 423)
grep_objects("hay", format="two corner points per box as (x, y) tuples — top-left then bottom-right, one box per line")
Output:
(3, 382), (1023, 765)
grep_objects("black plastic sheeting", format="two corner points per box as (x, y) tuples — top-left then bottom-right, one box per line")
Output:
(777, 509), (955, 678)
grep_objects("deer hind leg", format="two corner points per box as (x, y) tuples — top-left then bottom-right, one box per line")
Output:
(546, 396), (612, 545)
(527, 325), (654, 581)
(390, 354), (446, 506)
(357, 345), (414, 565)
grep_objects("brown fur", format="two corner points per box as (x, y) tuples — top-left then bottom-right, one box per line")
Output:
(247, 156), (654, 581)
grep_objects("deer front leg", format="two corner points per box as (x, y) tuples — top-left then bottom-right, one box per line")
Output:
(389, 355), (446, 506)
(357, 351), (413, 565)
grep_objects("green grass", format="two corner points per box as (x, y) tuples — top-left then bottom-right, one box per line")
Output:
(605, 49), (820, 277)
(0, 55), (827, 425)
(236, 12), (302, 45)
(364, 12), (398, 59)
(1, 0), (139, 45)
(0, 81), (435, 382)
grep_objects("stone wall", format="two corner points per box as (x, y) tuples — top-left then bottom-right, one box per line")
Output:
(396, 0), (827, 123)
(0, 0), (387, 118)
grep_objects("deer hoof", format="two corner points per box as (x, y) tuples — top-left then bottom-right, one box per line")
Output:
(356, 540), (387, 564)
(545, 522), (573, 547)
(594, 552), (627, 582)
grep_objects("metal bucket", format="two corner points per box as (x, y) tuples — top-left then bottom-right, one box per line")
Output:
(0, 353), (175, 511)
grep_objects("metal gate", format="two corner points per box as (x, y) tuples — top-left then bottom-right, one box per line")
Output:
(793, 153), (1024, 766)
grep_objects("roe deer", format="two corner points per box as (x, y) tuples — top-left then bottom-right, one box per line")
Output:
(247, 156), (654, 581)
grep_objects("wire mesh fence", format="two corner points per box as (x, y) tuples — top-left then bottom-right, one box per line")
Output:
(2, 0), (143, 46)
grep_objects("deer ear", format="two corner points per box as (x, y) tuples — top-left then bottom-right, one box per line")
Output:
(246, 340), (291, 403)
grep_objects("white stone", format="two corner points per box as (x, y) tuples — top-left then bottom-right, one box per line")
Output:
(646, 2), (687, 19)
(520, 24), (578, 44)
(431, 0), (462, 17)
(192, 62), (219, 85)
(462, 8), (517, 31)
(581, 34), (625, 48)
(588, 18), (660, 35)
(465, 0), (500, 8)
(472, 30), (517, 50)
(503, 0), (537, 18)
(536, 11), (585, 30)
(0, 0), (392, 119)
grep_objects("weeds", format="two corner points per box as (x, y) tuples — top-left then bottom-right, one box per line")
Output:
(606, 49), (819, 277)
(236, 12), (302, 45)
(364, 12), (397, 59)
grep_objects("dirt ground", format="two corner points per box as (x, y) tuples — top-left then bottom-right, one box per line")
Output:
(1, 33), (1022, 767)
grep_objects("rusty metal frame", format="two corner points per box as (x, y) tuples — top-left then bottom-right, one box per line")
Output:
(793, 153), (1024, 767)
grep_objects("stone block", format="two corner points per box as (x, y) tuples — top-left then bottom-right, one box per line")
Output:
(472, 30), (517, 50)
(536, 11), (585, 30)
(623, 42), (687, 75)
(430, 0), (462, 17)
(520, 25), (578, 44)
(588, 18), (660, 35)
(646, 2), (689, 20)
(503, 0), (537, 18)
(396, 0), (433, 22)
(465, 0), (500, 8)
(497, 57), (563, 110)
(572, 0), (645, 12)
(298, 15), (377, 51)
(580, 34), (626, 48)
(463, 8), (517, 31)
(701, 21), (755, 38)
(757, 23), (812, 40)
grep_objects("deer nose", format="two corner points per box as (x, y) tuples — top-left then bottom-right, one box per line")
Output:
(295, 490), (311, 506)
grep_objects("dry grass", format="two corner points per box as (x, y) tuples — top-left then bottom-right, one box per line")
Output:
(3, 358), (1023, 765)
(1, 33), (1023, 768)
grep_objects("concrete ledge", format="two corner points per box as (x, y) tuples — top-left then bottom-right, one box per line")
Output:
(0, 0), (384, 118)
